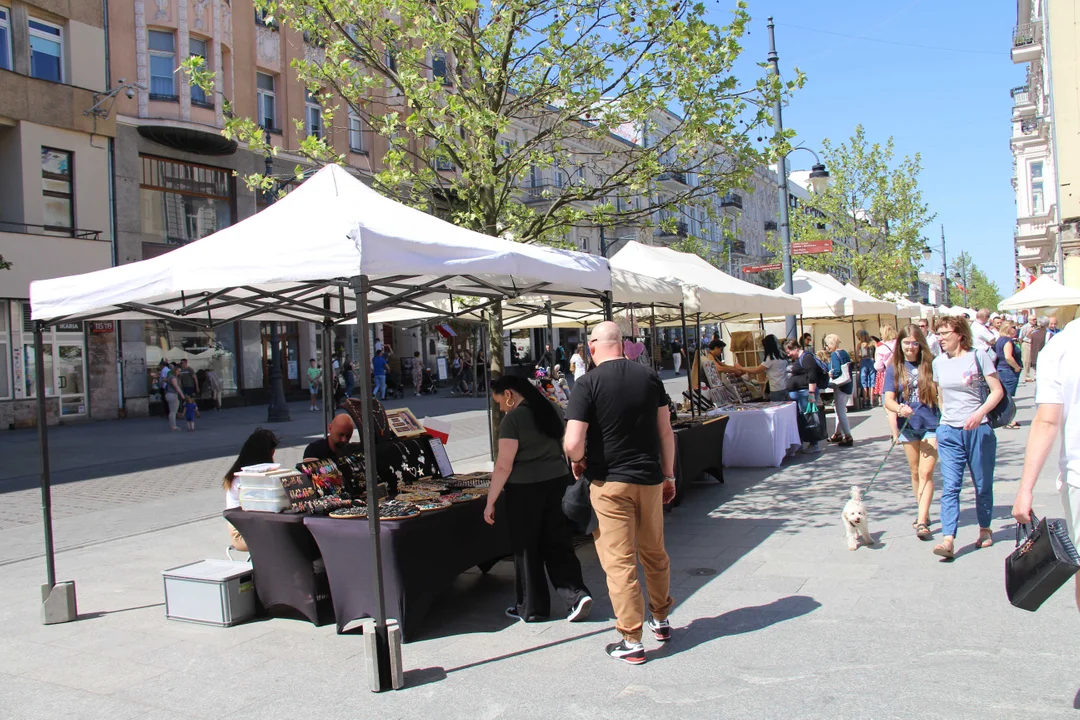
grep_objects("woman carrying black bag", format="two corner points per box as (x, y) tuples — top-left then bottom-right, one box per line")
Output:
(784, 338), (825, 454)
(484, 375), (593, 623)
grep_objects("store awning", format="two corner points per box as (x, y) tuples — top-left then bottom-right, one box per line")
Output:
(998, 275), (1080, 311)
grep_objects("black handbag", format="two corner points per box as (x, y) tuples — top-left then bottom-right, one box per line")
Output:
(1005, 512), (1080, 611)
(797, 399), (827, 442)
(562, 475), (597, 535)
(973, 350), (1016, 429)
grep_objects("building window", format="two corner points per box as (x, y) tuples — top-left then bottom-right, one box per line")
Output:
(20, 304), (87, 415)
(0, 8), (11, 72)
(348, 109), (365, 153)
(189, 37), (211, 107)
(254, 8), (276, 29)
(144, 321), (239, 403)
(1030, 161), (1044, 215)
(432, 50), (449, 84)
(305, 90), (322, 139)
(148, 30), (177, 99)
(256, 72), (276, 132)
(139, 155), (234, 246)
(41, 148), (74, 235)
(385, 47), (397, 73)
(29, 18), (63, 82)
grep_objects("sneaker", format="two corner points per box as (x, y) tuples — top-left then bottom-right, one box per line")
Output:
(647, 616), (672, 642)
(804, 442), (823, 454)
(505, 606), (544, 622)
(567, 595), (593, 622)
(606, 639), (646, 665)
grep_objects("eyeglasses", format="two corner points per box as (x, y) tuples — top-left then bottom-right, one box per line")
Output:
(937, 329), (954, 337)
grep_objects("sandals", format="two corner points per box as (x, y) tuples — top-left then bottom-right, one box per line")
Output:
(932, 542), (955, 559)
(916, 523), (932, 541)
(975, 530), (994, 549)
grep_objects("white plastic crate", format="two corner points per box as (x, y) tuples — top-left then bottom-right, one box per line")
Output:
(162, 560), (255, 626)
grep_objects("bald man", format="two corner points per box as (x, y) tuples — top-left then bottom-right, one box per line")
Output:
(303, 413), (356, 460)
(564, 321), (675, 665)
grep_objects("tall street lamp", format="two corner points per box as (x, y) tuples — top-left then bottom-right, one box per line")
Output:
(921, 223), (950, 307)
(263, 135), (291, 422)
(952, 253), (973, 307)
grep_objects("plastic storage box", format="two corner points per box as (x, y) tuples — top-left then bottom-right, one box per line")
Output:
(234, 468), (301, 489)
(239, 486), (290, 512)
(162, 560), (256, 626)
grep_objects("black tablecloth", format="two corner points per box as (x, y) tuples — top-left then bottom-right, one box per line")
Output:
(672, 416), (728, 506)
(304, 498), (511, 641)
(222, 509), (334, 626)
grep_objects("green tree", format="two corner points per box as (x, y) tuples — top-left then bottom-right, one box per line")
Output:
(780, 125), (935, 297)
(949, 252), (1001, 309)
(0, 255), (10, 270)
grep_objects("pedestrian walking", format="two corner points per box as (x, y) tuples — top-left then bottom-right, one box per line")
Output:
(178, 358), (199, 403)
(563, 321), (676, 665)
(411, 351), (424, 396)
(971, 309), (997, 360)
(484, 375), (593, 623)
(883, 324), (941, 541)
(744, 334), (789, 402)
(799, 332), (814, 352)
(343, 356), (355, 398)
(930, 315), (1006, 559)
(784, 338), (824, 454)
(223, 428), (280, 553)
(670, 338), (683, 375)
(874, 325), (898, 440)
(1018, 314), (1038, 382)
(918, 318), (942, 356)
(306, 359), (322, 411)
(372, 348), (388, 400)
(856, 330), (876, 408)
(1012, 316), (1080, 613)
(205, 368), (223, 410)
(824, 334), (854, 447)
(1047, 315), (1061, 341)
(163, 366), (182, 431)
(569, 343), (587, 383)
(994, 321), (1023, 429)
(183, 395), (198, 431)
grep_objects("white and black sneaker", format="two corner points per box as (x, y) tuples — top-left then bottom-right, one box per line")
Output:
(606, 639), (646, 665)
(567, 595), (593, 622)
(647, 616), (672, 642)
(505, 607), (545, 622)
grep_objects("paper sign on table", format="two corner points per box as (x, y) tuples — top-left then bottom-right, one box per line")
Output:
(422, 416), (451, 444)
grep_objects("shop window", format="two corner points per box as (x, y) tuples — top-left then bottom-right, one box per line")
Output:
(19, 303), (85, 415)
(41, 147), (74, 235)
(144, 321), (238, 402)
(348, 109), (365, 153)
(189, 37), (211, 107)
(256, 72), (277, 132)
(0, 8), (11, 72)
(149, 30), (177, 99)
(305, 90), (322, 139)
(140, 155), (234, 246)
(29, 18), (62, 82)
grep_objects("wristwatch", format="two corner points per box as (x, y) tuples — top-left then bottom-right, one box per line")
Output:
(663, 476), (676, 483)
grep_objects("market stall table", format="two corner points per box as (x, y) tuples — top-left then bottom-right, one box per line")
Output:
(222, 509), (334, 625)
(671, 415), (728, 505)
(303, 497), (511, 641)
(716, 402), (801, 468)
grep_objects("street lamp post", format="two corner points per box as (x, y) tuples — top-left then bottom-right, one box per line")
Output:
(263, 138), (291, 423)
(921, 224), (950, 307)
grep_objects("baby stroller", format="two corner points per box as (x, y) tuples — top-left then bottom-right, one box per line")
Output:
(384, 370), (406, 400)
(418, 367), (439, 395)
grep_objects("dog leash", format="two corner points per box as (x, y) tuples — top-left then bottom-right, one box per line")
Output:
(858, 417), (910, 500)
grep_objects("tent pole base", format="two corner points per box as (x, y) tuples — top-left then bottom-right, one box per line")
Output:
(41, 581), (77, 625)
(361, 618), (404, 691)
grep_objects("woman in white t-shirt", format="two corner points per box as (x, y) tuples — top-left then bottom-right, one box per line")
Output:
(744, 335), (790, 401)
(223, 428), (280, 552)
(569, 344), (587, 383)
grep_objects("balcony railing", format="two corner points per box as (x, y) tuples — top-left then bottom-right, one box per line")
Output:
(658, 221), (689, 238)
(1013, 22), (1041, 48)
(658, 166), (689, 185)
(731, 240), (747, 255)
(1020, 117), (1041, 135)
(1011, 85), (1031, 106)
(720, 192), (743, 209)
(0, 221), (105, 240)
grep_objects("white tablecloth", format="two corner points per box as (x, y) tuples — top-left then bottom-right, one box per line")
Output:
(720, 402), (802, 468)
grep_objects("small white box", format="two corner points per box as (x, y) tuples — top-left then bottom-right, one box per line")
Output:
(235, 468), (300, 489)
(162, 560), (256, 627)
(239, 486), (290, 512)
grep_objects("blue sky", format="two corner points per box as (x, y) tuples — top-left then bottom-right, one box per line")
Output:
(715, 0), (1020, 293)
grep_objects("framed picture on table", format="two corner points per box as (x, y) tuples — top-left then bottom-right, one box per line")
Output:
(385, 407), (426, 438)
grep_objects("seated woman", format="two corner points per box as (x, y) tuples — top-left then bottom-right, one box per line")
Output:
(223, 428), (280, 552)
(706, 339), (745, 377)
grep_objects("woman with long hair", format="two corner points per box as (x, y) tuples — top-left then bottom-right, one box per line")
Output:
(883, 325), (941, 541)
(744, 334), (789, 401)
(993, 321), (1023, 428)
(223, 428), (280, 552)
(856, 329), (876, 408)
(930, 315), (1005, 559)
(823, 334), (854, 447)
(484, 375), (592, 622)
(784, 338), (824, 454)
(874, 324), (899, 440)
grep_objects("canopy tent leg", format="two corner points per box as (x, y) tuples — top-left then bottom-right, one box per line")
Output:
(481, 312), (494, 461)
(36, 323), (76, 624)
(680, 304), (693, 417)
(546, 301), (554, 370)
(759, 314), (765, 333)
(351, 275), (399, 692)
(602, 291), (614, 321)
(850, 319), (861, 411)
(649, 304), (657, 372)
(799, 315), (805, 339)
(322, 322), (333, 433)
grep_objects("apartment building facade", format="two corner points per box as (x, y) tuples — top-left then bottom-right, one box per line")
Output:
(1044, 0), (1080, 286)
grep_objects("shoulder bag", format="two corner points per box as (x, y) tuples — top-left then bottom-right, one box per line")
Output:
(827, 353), (852, 389)
(973, 349), (1016, 429)
(1006, 512), (1080, 611)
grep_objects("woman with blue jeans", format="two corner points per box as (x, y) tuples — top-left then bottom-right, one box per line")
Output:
(883, 324), (941, 541)
(824, 334), (854, 447)
(784, 338), (824, 454)
(930, 315), (1006, 559)
(993, 321), (1023, 429)
(856, 330), (876, 409)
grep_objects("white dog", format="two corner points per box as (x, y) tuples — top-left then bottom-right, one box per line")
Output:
(842, 485), (874, 551)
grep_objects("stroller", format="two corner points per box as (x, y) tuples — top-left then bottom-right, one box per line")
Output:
(418, 366), (439, 395)
(384, 370), (406, 400)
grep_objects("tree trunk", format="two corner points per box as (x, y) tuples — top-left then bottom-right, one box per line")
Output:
(487, 301), (504, 461)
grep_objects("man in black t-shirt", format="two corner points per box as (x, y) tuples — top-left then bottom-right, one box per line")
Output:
(302, 413), (355, 460)
(564, 321), (676, 665)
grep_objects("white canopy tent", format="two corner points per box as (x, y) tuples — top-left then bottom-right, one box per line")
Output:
(27, 165), (613, 676)
(998, 275), (1080, 311)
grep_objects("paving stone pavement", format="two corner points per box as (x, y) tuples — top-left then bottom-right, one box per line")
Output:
(1, 380), (1077, 719)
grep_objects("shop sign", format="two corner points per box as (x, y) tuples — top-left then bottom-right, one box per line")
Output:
(792, 240), (834, 255)
(89, 321), (115, 334)
(436, 356), (449, 381)
(742, 263), (782, 274)
(1040, 263), (1058, 274)
(56, 321), (83, 332)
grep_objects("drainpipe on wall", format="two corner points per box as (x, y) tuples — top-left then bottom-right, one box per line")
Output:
(1043, 1), (1065, 282)
(103, 0), (125, 414)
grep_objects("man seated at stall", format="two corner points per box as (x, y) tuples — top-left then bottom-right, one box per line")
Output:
(303, 413), (356, 460)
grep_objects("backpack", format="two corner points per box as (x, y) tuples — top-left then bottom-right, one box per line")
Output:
(812, 354), (830, 381)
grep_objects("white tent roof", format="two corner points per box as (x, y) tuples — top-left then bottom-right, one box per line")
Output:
(780, 270), (896, 319)
(842, 282), (906, 317)
(998, 275), (1080, 311)
(30, 165), (611, 326)
(609, 241), (802, 320)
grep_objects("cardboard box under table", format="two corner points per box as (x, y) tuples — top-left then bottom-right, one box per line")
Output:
(162, 559), (257, 626)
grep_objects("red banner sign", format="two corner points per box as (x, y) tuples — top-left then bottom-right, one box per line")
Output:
(742, 263), (782, 274)
(791, 240), (834, 255)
